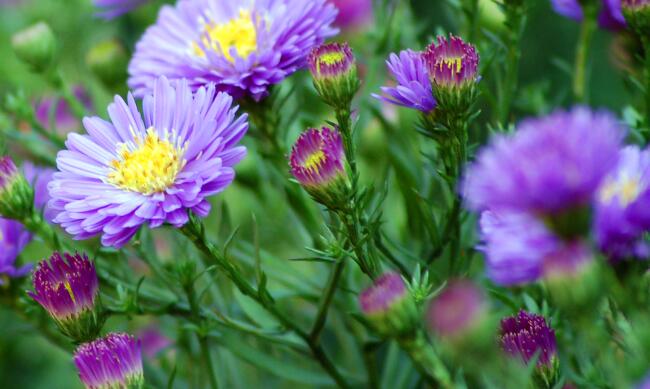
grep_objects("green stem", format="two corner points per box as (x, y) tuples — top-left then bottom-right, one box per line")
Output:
(399, 331), (453, 389)
(185, 282), (219, 389)
(642, 35), (650, 142)
(340, 211), (378, 279)
(573, 4), (598, 103)
(48, 71), (87, 120)
(498, 4), (526, 125)
(335, 107), (356, 177)
(180, 218), (350, 388)
(22, 209), (63, 251)
(309, 259), (345, 342)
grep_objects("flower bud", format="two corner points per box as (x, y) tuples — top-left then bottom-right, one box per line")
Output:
(500, 310), (559, 387)
(289, 127), (350, 210)
(86, 39), (129, 88)
(423, 35), (479, 113)
(623, 0), (650, 35)
(11, 22), (57, 73)
(0, 156), (34, 220)
(28, 252), (104, 343)
(359, 272), (419, 337)
(74, 332), (144, 389)
(427, 280), (488, 342)
(308, 42), (360, 109)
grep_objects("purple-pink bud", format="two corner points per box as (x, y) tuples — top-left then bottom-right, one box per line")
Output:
(423, 35), (479, 89)
(427, 280), (485, 339)
(500, 310), (557, 367)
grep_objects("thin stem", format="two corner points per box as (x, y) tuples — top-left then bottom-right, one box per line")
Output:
(309, 259), (345, 342)
(399, 331), (453, 388)
(340, 211), (378, 279)
(48, 71), (87, 120)
(498, 3), (526, 125)
(642, 35), (650, 142)
(573, 4), (598, 103)
(335, 108), (356, 177)
(22, 209), (63, 251)
(185, 282), (219, 389)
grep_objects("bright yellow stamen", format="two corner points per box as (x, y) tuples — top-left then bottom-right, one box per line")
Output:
(600, 177), (641, 206)
(63, 281), (76, 303)
(193, 10), (257, 62)
(304, 150), (326, 170)
(107, 128), (186, 195)
(438, 57), (463, 74)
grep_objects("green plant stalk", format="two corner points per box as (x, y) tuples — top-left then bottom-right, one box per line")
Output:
(309, 259), (346, 342)
(48, 70), (87, 120)
(398, 331), (453, 388)
(21, 208), (63, 251)
(335, 107), (356, 176)
(185, 282), (219, 389)
(573, 4), (598, 103)
(498, 4), (526, 125)
(180, 218), (350, 389)
(340, 210), (379, 279)
(642, 35), (650, 140)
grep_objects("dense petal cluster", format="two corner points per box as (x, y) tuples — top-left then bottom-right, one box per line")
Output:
(372, 50), (436, 113)
(595, 146), (650, 260)
(48, 77), (248, 247)
(551, 0), (626, 29)
(423, 35), (479, 89)
(308, 42), (360, 107)
(74, 333), (144, 389)
(128, 0), (338, 101)
(94, 0), (150, 19)
(359, 272), (418, 337)
(463, 107), (624, 215)
(359, 272), (407, 314)
(500, 310), (557, 367)
(427, 280), (486, 339)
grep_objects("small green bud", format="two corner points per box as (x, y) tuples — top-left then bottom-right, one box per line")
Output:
(86, 39), (129, 88)
(11, 22), (57, 73)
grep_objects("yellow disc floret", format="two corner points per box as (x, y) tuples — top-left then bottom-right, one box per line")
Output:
(599, 176), (641, 206)
(193, 9), (257, 62)
(303, 150), (326, 170)
(107, 128), (186, 195)
(438, 57), (463, 74)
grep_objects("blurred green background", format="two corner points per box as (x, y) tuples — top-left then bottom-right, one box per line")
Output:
(0, 0), (640, 387)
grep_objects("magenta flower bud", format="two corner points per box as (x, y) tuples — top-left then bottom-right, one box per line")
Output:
(359, 272), (418, 337)
(308, 42), (360, 109)
(28, 252), (103, 342)
(427, 280), (486, 340)
(0, 156), (34, 220)
(74, 332), (144, 389)
(623, 0), (650, 34)
(289, 127), (349, 210)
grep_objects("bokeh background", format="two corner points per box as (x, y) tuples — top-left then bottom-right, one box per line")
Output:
(0, 0), (640, 387)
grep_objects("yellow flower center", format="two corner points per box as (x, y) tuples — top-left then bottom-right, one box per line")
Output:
(599, 177), (641, 206)
(193, 10), (257, 62)
(438, 57), (463, 74)
(304, 150), (326, 170)
(107, 128), (186, 195)
(62, 281), (75, 303)
(316, 51), (345, 74)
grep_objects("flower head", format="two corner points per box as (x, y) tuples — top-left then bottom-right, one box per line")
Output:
(500, 310), (557, 368)
(48, 77), (248, 247)
(463, 107), (624, 218)
(128, 0), (338, 101)
(424, 35), (479, 90)
(289, 127), (348, 210)
(372, 50), (436, 113)
(94, 0), (150, 19)
(359, 272), (418, 337)
(427, 280), (486, 340)
(0, 219), (32, 285)
(551, 0), (626, 30)
(331, 0), (372, 29)
(0, 156), (34, 220)
(35, 87), (92, 134)
(28, 252), (103, 342)
(623, 0), (650, 33)
(74, 332), (144, 389)
(138, 326), (172, 358)
(308, 42), (360, 108)
(595, 146), (650, 260)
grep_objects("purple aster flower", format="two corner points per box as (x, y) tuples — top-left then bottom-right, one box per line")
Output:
(34, 87), (92, 134)
(289, 127), (348, 210)
(138, 326), (172, 358)
(331, 0), (372, 29)
(308, 42), (360, 108)
(423, 35), (479, 90)
(48, 76), (248, 247)
(359, 271), (418, 336)
(94, 0), (150, 19)
(500, 310), (557, 368)
(551, 0), (626, 30)
(372, 50), (436, 113)
(595, 146), (650, 260)
(427, 280), (486, 339)
(463, 107), (624, 216)
(479, 211), (559, 286)
(74, 332), (144, 389)
(128, 0), (338, 101)
(0, 219), (32, 284)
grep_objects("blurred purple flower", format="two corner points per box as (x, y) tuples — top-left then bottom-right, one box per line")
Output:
(48, 77), (248, 247)
(463, 107), (624, 216)
(330, 0), (372, 29)
(372, 50), (436, 113)
(427, 280), (486, 339)
(551, 0), (626, 29)
(359, 272), (408, 315)
(94, 0), (150, 19)
(138, 326), (172, 358)
(34, 87), (92, 134)
(500, 310), (557, 367)
(128, 0), (338, 101)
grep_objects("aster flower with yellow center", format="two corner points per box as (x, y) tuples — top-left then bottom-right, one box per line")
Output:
(48, 76), (248, 247)
(128, 0), (338, 101)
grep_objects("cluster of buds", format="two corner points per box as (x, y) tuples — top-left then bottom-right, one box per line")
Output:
(28, 252), (103, 343)
(0, 157), (34, 220)
(423, 35), (480, 115)
(500, 310), (559, 387)
(289, 127), (350, 211)
(74, 332), (144, 389)
(622, 0), (650, 35)
(359, 272), (419, 337)
(308, 42), (361, 110)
